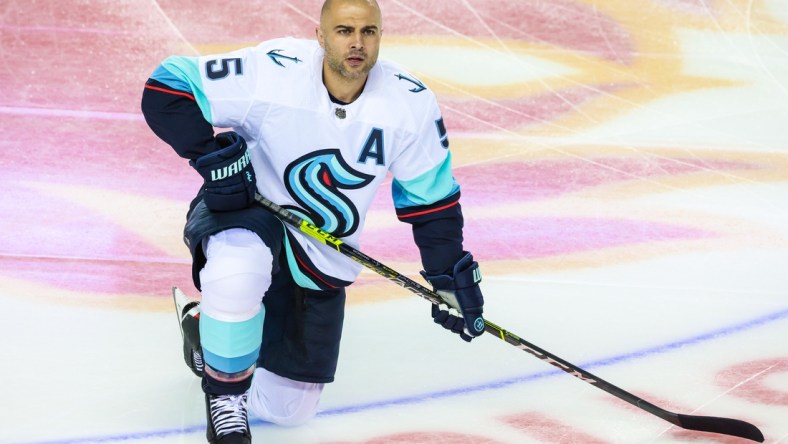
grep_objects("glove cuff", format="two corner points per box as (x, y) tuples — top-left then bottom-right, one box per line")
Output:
(189, 131), (257, 212)
(452, 252), (481, 289)
(190, 132), (251, 182)
(421, 252), (481, 291)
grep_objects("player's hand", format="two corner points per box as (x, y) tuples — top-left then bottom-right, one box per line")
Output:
(190, 131), (257, 212)
(421, 252), (485, 342)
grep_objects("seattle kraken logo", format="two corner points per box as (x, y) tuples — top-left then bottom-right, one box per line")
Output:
(284, 150), (374, 237)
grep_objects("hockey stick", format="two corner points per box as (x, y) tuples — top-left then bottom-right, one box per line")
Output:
(254, 193), (764, 442)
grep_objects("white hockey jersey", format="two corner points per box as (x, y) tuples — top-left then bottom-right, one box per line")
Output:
(152, 38), (460, 289)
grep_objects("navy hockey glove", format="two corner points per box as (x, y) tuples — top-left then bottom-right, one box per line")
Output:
(421, 252), (485, 342)
(190, 131), (256, 212)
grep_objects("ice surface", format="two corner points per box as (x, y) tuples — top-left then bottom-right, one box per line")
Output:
(1, 0), (787, 442)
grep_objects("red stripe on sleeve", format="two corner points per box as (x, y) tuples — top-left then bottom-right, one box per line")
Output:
(397, 200), (460, 219)
(144, 84), (196, 101)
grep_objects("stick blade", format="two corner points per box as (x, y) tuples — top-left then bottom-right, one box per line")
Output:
(678, 414), (764, 442)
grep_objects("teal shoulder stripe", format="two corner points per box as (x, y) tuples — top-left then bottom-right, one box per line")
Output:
(150, 65), (192, 93)
(153, 56), (213, 124)
(392, 153), (460, 208)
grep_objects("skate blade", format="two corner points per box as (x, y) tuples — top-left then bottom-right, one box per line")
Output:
(172, 286), (192, 339)
(172, 286), (191, 315)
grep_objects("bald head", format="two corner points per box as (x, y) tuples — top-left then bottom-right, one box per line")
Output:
(317, 0), (383, 101)
(320, 0), (381, 25)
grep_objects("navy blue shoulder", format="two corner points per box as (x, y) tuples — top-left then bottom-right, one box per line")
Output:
(141, 79), (216, 160)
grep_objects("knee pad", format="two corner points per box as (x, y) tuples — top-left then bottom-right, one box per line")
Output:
(198, 228), (273, 374)
(199, 228), (273, 320)
(248, 367), (324, 426)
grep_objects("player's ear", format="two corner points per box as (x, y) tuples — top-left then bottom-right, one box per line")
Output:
(316, 27), (325, 48)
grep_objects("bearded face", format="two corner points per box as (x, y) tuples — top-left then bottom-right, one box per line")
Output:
(323, 34), (378, 82)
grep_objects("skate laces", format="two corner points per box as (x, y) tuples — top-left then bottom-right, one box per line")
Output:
(209, 394), (249, 436)
(192, 349), (204, 373)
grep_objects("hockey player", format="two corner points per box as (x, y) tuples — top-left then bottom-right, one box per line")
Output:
(141, 0), (485, 442)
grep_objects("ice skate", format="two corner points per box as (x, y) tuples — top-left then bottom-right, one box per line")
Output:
(172, 287), (204, 377)
(205, 393), (252, 444)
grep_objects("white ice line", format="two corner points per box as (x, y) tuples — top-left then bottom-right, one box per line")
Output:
(0, 106), (142, 121)
(489, 275), (785, 297)
(283, 1), (319, 25)
(149, 0), (199, 55)
(652, 361), (776, 440)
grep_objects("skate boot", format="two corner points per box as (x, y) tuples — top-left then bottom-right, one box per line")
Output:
(172, 287), (204, 377)
(206, 393), (252, 444)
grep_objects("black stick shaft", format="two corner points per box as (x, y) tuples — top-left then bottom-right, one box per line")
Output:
(254, 194), (764, 443)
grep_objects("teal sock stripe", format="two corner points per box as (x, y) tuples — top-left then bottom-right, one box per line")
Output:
(200, 308), (264, 374)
